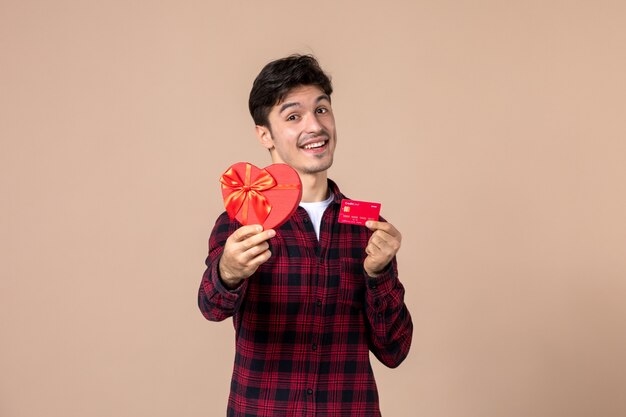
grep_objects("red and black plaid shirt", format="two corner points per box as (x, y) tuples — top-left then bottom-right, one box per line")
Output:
(198, 180), (413, 417)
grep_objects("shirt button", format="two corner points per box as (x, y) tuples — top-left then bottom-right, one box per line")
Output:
(312, 343), (317, 351)
(303, 218), (309, 223)
(316, 300), (322, 307)
(307, 388), (313, 395)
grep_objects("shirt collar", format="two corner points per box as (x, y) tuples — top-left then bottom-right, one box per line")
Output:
(327, 179), (346, 204)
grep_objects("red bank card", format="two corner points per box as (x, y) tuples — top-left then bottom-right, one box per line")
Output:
(338, 199), (381, 226)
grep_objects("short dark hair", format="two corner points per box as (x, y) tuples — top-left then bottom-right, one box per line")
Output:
(248, 54), (333, 127)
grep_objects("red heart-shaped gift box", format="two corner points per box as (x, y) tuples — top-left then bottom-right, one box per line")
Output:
(220, 162), (302, 230)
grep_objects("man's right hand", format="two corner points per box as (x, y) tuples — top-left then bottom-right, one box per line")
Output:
(219, 224), (275, 289)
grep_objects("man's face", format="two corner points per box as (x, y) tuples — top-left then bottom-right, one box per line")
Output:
(258, 85), (337, 176)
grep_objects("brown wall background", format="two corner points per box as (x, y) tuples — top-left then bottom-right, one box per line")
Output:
(2, 1), (626, 416)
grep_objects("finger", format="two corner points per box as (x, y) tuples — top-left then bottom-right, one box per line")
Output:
(370, 230), (393, 246)
(366, 233), (392, 254)
(239, 241), (270, 262)
(248, 248), (272, 268)
(239, 229), (276, 251)
(368, 233), (386, 251)
(365, 221), (401, 239)
(365, 242), (379, 256)
(369, 227), (399, 249)
(369, 232), (401, 258)
(367, 241), (393, 261)
(371, 230), (402, 252)
(231, 224), (264, 242)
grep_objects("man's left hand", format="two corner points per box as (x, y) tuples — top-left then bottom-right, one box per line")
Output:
(364, 220), (402, 277)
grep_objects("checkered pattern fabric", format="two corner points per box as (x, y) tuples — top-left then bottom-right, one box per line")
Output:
(199, 180), (413, 416)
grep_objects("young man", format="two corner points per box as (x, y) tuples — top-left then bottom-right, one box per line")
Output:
(199, 55), (413, 417)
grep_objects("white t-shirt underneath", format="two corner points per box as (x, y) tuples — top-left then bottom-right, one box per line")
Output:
(299, 193), (334, 240)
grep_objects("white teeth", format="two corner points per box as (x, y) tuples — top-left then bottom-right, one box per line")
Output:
(303, 141), (326, 149)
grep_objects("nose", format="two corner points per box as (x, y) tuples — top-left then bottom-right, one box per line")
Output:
(304, 112), (324, 134)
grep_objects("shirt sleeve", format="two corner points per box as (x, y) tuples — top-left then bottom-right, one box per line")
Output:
(198, 212), (249, 322)
(364, 258), (413, 368)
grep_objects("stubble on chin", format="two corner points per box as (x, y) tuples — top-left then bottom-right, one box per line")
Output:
(300, 154), (334, 175)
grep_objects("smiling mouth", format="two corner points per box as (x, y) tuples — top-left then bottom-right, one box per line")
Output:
(301, 140), (328, 150)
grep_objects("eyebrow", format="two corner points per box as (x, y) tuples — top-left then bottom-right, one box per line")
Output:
(278, 94), (330, 114)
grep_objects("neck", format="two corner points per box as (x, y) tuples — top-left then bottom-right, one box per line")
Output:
(299, 171), (329, 203)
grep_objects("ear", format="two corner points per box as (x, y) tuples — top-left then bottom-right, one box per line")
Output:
(255, 125), (274, 150)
